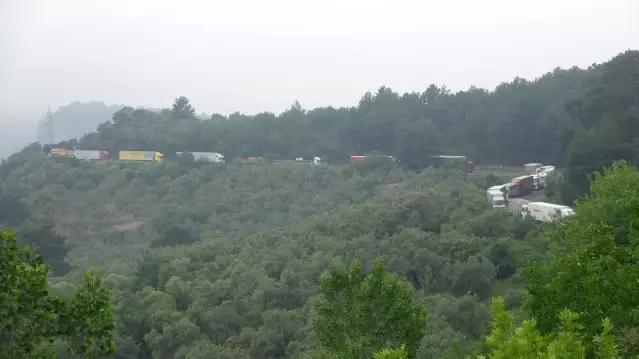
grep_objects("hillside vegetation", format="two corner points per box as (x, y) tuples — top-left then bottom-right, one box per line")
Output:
(1, 50), (638, 358)
(60, 50), (636, 203)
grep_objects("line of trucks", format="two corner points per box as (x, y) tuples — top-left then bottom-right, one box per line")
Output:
(486, 163), (575, 222)
(51, 149), (182, 163)
(350, 154), (475, 172)
(49, 148), (323, 165)
(58, 149), (575, 220)
(49, 149), (475, 170)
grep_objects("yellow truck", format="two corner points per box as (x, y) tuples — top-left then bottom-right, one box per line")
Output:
(49, 148), (74, 157)
(118, 151), (163, 162)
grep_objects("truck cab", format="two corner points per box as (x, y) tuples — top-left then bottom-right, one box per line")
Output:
(537, 166), (555, 187)
(559, 207), (575, 217)
(487, 190), (506, 208)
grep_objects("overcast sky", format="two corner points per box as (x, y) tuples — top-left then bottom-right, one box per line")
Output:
(1, 0), (638, 120)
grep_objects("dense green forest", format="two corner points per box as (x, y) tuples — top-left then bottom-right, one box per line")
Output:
(1, 50), (638, 358)
(43, 50), (635, 204)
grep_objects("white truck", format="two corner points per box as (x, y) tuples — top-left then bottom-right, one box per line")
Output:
(487, 189), (507, 209)
(532, 174), (541, 190)
(507, 198), (530, 214)
(73, 150), (109, 161)
(525, 163), (543, 173)
(526, 164), (556, 189)
(537, 166), (555, 188)
(487, 184), (535, 214)
(272, 157), (322, 165)
(521, 202), (574, 222)
(176, 152), (225, 163)
(487, 184), (514, 209)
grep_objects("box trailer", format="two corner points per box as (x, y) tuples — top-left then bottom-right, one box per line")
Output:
(119, 151), (163, 162)
(511, 175), (534, 197)
(350, 155), (395, 165)
(49, 148), (74, 157)
(73, 150), (109, 161)
(507, 198), (530, 214)
(272, 157), (322, 165)
(241, 156), (265, 164)
(176, 152), (225, 163)
(524, 163), (543, 173)
(431, 155), (474, 173)
(522, 202), (575, 222)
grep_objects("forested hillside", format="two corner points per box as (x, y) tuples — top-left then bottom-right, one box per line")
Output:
(57, 50), (636, 203)
(1, 50), (638, 358)
(1, 149), (544, 358)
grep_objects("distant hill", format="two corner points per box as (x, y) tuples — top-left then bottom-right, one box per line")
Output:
(0, 122), (36, 159)
(37, 101), (124, 144)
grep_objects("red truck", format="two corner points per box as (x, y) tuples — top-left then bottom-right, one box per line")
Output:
(511, 175), (534, 197)
(431, 155), (474, 173)
(350, 155), (367, 165)
(466, 160), (474, 173)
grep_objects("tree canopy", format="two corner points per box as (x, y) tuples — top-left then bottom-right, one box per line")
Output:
(0, 229), (115, 358)
(524, 160), (639, 356)
(313, 258), (428, 358)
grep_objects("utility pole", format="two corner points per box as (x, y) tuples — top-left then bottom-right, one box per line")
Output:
(45, 106), (54, 145)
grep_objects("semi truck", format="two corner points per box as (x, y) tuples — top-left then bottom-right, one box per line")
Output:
(487, 188), (507, 209)
(524, 163), (543, 174)
(272, 157), (322, 165)
(507, 198), (530, 214)
(511, 175), (534, 197)
(119, 151), (164, 162)
(49, 148), (74, 157)
(350, 155), (367, 164)
(350, 155), (396, 165)
(521, 202), (575, 222)
(176, 152), (225, 163)
(431, 155), (474, 173)
(73, 150), (110, 161)
(242, 156), (264, 164)
(532, 174), (541, 190)
(537, 166), (555, 188)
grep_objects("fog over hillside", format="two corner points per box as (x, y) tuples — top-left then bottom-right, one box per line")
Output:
(0, 109), (39, 159)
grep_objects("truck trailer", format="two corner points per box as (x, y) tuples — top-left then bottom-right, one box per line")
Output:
(524, 163), (543, 174)
(73, 150), (110, 161)
(176, 152), (225, 163)
(241, 156), (265, 164)
(272, 157), (322, 165)
(431, 155), (474, 173)
(511, 175), (534, 197)
(350, 155), (395, 165)
(49, 148), (74, 157)
(522, 202), (575, 222)
(537, 166), (555, 187)
(507, 198), (530, 214)
(119, 151), (163, 162)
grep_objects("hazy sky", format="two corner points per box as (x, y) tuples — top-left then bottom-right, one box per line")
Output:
(2, 0), (638, 119)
